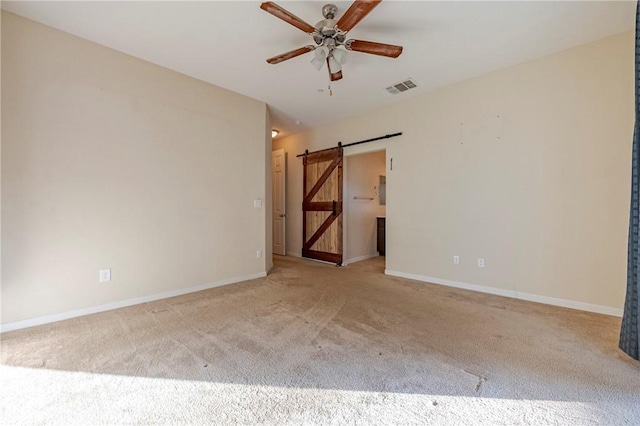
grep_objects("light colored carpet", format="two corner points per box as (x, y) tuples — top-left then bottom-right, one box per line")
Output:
(1, 256), (639, 425)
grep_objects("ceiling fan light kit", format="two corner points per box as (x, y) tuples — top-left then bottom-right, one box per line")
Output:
(328, 56), (342, 74)
(311, 45), (330, 70)
(332, 48), (347, 65)
(261, 0), (403, 83)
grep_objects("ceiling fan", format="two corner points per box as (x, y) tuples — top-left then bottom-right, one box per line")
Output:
(260, 0), (403, 82)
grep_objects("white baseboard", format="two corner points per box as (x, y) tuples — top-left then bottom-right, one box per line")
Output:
(286, 252), (302, 258)
(0, 271), (267, 333)
(512, 291), (622, 317)
(344, 253), (380, 265)
(384, 270), (623, 317)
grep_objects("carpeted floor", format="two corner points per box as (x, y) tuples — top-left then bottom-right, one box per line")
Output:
(1, 256), (639, 425)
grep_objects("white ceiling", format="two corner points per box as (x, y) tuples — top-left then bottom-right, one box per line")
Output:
(3, 1), (635, 138)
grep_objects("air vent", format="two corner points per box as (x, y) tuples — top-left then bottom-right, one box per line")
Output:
(386, 78), (418, 95)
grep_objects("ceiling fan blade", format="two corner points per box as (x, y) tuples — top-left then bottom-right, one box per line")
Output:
(326, 58), (343, 81)
(336, 0), (382, 33)
(266, 46), (315, 64)
(345, 39), (403, 58)
(260, 2), (315, 34)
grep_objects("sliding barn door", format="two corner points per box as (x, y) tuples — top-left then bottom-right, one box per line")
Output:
(302, 147), (343, 265)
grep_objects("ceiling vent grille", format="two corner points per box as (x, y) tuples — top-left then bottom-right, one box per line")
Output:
(386, 78), (418, 95)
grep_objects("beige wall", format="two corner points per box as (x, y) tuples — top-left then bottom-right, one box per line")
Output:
(1, 12), (269, 325)
(0, 10), (3, 326)
(275, 31), (634, 312)
(265, 108), (273, 270)
(345, 151), (386, 263)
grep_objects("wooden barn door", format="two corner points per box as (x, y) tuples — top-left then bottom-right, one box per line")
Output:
(302, 147), (343, 265)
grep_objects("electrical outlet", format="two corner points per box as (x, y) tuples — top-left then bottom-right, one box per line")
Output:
(477, 258), (485, 268)
(99, 269), (111, 282)
(256, 250), (262, 259)
(453, 256), (460, 265)
(253, 199), (262, 208)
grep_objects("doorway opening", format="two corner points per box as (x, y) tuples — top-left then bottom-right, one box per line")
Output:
(343, 149), (386, 270)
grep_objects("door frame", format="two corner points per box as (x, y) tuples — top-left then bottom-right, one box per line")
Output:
(342, 141), (391, 266)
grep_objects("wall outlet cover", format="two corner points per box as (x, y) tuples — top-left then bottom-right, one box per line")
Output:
(99, 269), (111, 282)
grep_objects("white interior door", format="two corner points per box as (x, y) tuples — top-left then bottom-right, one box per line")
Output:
(272, 149), (286, 256)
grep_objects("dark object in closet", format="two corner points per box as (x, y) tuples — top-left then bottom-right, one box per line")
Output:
(377, 217), (385, 256)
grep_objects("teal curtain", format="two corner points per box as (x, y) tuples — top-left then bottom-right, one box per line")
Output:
(620, 1), (640, 361)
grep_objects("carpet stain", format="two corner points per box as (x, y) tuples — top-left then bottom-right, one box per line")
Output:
(463, 369), (488, 393)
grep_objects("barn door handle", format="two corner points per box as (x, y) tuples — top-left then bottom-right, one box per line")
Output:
(332, 200), (337, 216)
